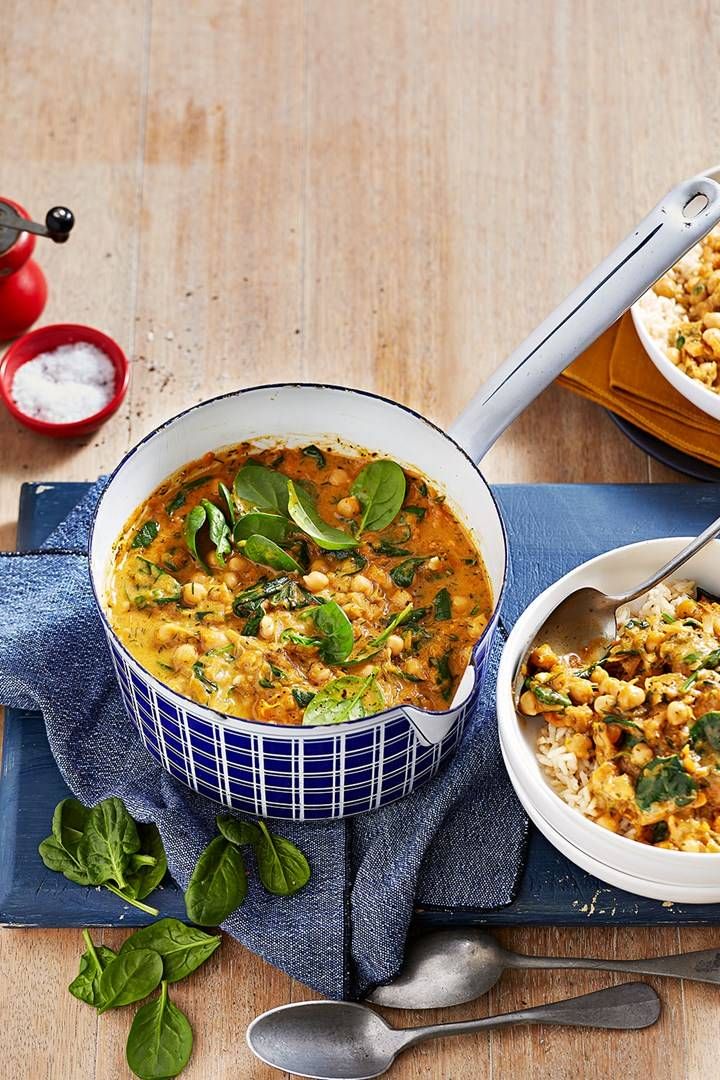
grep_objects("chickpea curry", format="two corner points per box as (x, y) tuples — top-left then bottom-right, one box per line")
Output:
(524, 585), (720, 852)
(107, 443), (492, 726)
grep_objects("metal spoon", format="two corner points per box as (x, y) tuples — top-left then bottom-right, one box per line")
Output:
(247, 982), (659, 1079)
(368, 928), (720, 1009)
(513, 512), (720, 697)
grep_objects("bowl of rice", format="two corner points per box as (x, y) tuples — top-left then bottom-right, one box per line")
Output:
(497, 537), (720, 901)
(632, 164), (720, 422)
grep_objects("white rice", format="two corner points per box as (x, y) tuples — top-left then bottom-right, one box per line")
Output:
(535, 580), (696, 825)
(636, 289), (684, 355)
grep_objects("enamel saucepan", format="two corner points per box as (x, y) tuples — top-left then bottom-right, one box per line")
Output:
(90, 174), (720, 820)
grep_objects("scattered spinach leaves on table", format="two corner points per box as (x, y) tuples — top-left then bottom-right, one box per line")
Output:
(126, 981), (193, 1080)
(254, 820), (311, 896)
(118, 918), (220, 983)
(69, 930), (118, 1007)
(184, 835), (248, 927)
(97, 948), (164, 1014)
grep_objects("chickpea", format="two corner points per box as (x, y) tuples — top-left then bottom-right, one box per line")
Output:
(182, 581), (208, 606)
(259, 615), (275, 641)
(597, 674), (621, 696)
(405, 657), (423, 678)
(207, 552), (221, 569)
(566, 733), (592, 757)
(593, 694), (616, 715)
(387, 634), (404, 655)
(703, 312), (720, 330)
(200, 626), (228, 651)
(519, 690), (540, 716)
(452, 595), (471, 614)
(329, 467), (349, 487)
(227, 556), (244, 573)
(675, 597), (697, 617)
(630, 742), (654, 767)
(568, 678), (594, 705)
(303, 571), (329, 594)
(336, 495), (360, 517)
(596, 814), (619, 833)
(352, 574), (373, 596)
(309, 661), (332, 685)
(667, 700), (693, 726)
(529, 644), (558, 670)
(703, 327), (720, 358)
(173, 643), (198, 670)
(617, 682), (646, 710)
(427, 556), (442, 571)
(223, 571), (239, 588)
(156, 623), (181, 645)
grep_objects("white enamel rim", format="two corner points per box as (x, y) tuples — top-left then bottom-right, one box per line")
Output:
(630, 161), (720, 425)
(504, 757), (720, 904)
(497, 537), (720, 890)
(88, 382), (508, 737)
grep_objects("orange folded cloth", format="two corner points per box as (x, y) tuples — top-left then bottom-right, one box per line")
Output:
(558, 313), (720, 467)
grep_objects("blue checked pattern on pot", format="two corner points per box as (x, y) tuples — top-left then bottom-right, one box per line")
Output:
(106, 625), (494, 820)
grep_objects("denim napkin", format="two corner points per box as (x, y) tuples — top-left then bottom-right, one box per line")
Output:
(0, 479), (527, 999)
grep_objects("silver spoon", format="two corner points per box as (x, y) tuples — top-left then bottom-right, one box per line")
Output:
(247, 982), (660, 1080)
(513, 513), (720, 697)
(368, 928), (720, 1009)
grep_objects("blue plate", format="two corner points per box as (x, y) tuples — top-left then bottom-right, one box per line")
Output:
(607, 410), (720, 482)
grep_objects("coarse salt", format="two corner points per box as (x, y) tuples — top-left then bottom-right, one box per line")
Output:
(11, 342), (116, 424)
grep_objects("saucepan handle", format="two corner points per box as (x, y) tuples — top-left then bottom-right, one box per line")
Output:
(449, 174), (720, 463)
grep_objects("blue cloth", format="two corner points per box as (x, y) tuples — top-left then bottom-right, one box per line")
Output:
(0, 480), (527, 999)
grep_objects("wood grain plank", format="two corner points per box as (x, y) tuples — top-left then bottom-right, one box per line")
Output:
(4, 1), (720, 1079)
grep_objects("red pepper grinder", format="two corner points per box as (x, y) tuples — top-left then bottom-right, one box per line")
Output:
(0, 199), (74, 341)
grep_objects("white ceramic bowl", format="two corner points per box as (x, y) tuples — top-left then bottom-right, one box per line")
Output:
(630, 162), (720, 424)
(497, 537), (720, 903)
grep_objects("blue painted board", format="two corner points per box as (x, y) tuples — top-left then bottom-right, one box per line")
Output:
(3, 481), (720, 929)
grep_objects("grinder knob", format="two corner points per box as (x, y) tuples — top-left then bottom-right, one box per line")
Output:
(45, 206), (75, 243)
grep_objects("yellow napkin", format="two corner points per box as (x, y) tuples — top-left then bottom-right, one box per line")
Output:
(558, 313), (720, 467)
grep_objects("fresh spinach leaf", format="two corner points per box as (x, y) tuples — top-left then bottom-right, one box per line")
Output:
(185, 836), (248, 926)
(233, 575), (320, 615)
(131, 521), (160, 549)
(119, 918), (220, 984)
(311, 600), (354, 663)
(216, 816), (261, 847)
(218, 482), (236, 525)
(532, 684), (571, 709)
(302, 445), (326, 469)
(78, 798), (141, 891)
(192, 661), (218, 694)
(430, 652), (453, 701)
(303, 674), (384, 726)
(126, 981), (193, 1080)
(124, 823), (168, 901)
(635, 755), (697, 812)
(683, 648), (720, 691)
(38, 833), (92, 884)
(183, 504), (208, 571)
(254, 821), (310, 896)
(390, 557), (426, 587)
(351, 460), (406, 534)
(52, 798), (89, 861)
(200, 500), (232, 565)
(324, 548), (368, 573)
(243, 534), (304, 573)
(373, 540), (411, 557)
(233, 463), (291, 515)
(433, 588), (451, 621)
(69, 930), (118, 1007)
(97, 948), (164, 1014)
(233, 512), (290, 545)
(292, 688), (315, 708)
(287, 480), (358, 551)
(403, 505), (426, 520)
(342, 603), (413, 665)
(690, 711), (720, 754)
(403, 606), (430, 628)
(280, 629), (322, 647)
(164, 475), (212, 516)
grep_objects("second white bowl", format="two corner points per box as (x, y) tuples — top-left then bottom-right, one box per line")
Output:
(497, 537), (720, 899)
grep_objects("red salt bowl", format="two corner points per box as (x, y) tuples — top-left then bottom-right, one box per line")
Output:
(0, 323), (130, 438)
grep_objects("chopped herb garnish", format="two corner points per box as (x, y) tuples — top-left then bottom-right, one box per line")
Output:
(131, 520), (160, 549)
(675, 334), (686, 349)
(192, 662), (218, 693)
(660, 612), (677, 624)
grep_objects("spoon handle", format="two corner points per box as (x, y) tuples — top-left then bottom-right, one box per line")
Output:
(611, 514), (720, 606)
(511, 947), (720, 984)
(397, 982), (659, 1051)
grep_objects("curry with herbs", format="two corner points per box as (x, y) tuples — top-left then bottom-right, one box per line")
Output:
(107, 443), (492, 726)
(524, 586), (720, 851)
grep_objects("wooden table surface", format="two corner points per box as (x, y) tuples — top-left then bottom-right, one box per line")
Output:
(2, 2), (719, 1077)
